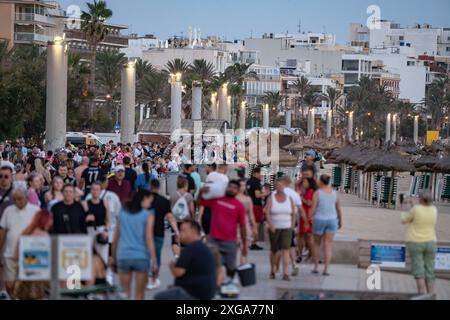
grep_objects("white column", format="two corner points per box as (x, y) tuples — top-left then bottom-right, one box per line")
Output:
(327, 110), (332, 138)
(170, 73), (182, 133)
(308, 108), (315, 136)
(45, 38), (68, 151)
(146, 106), (150, 119)
(192, 82), (202, 120)
(210, 92), (217, 120)
(386, 113), (391, 143)
(218, 83), (228, 121)
(413, 115), (419, 144)
(392, 114), (397, 143)
(348, 111), (354, 142)
(286, 110), (292, 129)
(239, 101), (246, 130)
(263, 104), (269, 129)
(120, 62), (136, 144)
(139, 105), (144, 124)
(227, 95), (232, 124)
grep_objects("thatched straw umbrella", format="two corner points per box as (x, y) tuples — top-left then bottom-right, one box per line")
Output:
(364, 150), (415, 208)
(279, 150), (299, 167)
(433, 156), (450, 174)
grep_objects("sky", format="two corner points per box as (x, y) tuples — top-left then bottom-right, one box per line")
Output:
(59, 0), (450, 43)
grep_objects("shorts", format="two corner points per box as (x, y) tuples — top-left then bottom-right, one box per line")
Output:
(290, 229), (297, 248)
(253, 205), (264, 224)
(407, 241), (437, 282)
(2, 257), (18, 282)
(117, 259), (150, 273)
(269, 229), (292, 253)
(313, 219), (337, 236)
(171, 222), (184, 247)
(201, 208), (212, 235)
(207, 238), (237, 274)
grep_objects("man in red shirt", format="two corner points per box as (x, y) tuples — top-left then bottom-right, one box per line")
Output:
(199, 180), (247, 281)
(107, 165), (132, 205)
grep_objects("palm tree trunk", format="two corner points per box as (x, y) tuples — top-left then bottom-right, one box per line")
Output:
(89, 44), (97, 123)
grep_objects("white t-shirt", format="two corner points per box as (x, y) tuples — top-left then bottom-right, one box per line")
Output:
(284, 187), (302, 208)
(202, 171), (229, 200)
(0, 203), (40, 258)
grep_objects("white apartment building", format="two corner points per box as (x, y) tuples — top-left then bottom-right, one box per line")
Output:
(142, 47), (230, 73)
(244, 65), (281, 107)
(244, 37), (343, 74)
(121, 34), (163, 59)
(370, 47), (427, 104)
(357, 21), (450, 57)
(263, 31), (336, 47)
(341, 54), (375, 92)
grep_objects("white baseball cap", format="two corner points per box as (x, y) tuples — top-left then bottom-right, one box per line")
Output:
(114, 165), (125, 172)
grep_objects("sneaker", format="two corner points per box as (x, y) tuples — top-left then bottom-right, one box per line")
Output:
(291, 266), (299, 277)
(220, 283), (240, 298)
(249, 244), (264, 251)
(282, 274), (290, 281)
(296, 256), (303, 264)
(146, 278), (161, 290)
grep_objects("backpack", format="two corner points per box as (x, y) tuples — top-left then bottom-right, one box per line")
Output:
(172, 192), (190, 221)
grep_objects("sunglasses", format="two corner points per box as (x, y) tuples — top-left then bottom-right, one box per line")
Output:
(0, 174), (11, 179)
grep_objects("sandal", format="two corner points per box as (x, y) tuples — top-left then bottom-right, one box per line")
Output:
(269, 273), (275, 280)
(282, 274), (290, 281)
(311, 270), (319, 274)
(322, 272), (330, 276)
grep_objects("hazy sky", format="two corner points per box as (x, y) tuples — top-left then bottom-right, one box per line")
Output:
(59, 0), (450, 43)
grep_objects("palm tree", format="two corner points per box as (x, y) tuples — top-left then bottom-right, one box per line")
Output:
(263, 91), (284, 124)
(291, 75), (311, 120)
(223, 63), (258, 127)
(138, 71), (170, 117)
(321, 87), (343, 136)
(135, 58), (155, 81)
(96, 51), (126, 98)
(81, 0), (113, 120)
(165, 58), (191, 75)
(189, 59), (216, 84)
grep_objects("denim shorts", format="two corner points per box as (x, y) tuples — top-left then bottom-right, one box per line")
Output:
(117, 259), (150, 273)
(313, 219), (337, 235)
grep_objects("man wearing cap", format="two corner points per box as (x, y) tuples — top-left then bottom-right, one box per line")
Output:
(107, 165), (132, 205)
(301, 150), (319, 179)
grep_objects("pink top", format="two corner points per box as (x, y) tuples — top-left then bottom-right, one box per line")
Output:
(27, 188), (41, 208)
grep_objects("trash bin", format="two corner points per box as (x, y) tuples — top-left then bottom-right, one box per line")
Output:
(237, 263), (256, 287)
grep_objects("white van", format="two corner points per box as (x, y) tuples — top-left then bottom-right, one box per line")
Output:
(66, 132), (105, 147)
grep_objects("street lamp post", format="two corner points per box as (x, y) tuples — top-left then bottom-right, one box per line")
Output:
(120, 60), (136, 144)
(170, 73), (182, 133)
(386, 113), (392, 143)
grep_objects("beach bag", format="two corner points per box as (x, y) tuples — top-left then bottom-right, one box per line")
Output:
(172, 192), (190, 221)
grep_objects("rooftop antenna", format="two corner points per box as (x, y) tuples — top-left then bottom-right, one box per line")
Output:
(297, 18), (301, 33)
(250, 29), (253, 38)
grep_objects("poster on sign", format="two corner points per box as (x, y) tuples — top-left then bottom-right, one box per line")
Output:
(435, 247), (450, 271)
(18, 236), (51, 281)
(57, 235), (92, 281)
(371, 243), (406, 268)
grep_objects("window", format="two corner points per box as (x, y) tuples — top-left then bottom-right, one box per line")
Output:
(342, 60), (359, 71)
(447, 47), (450, 52)
(399, 36), (404, 41)
(344, 73), (359, 85)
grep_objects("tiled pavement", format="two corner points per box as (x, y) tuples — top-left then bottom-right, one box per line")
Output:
(141, 187), (450, 300)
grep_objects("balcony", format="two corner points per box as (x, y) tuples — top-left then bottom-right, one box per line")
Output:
(14, 32), (52, 43)
(15, 13), (55, 25)
(65, 29), (128, 48)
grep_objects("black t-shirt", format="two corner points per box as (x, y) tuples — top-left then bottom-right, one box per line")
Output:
(151, 193), (172, 237)
(125, 167), (137, 191)
(82, 166), (107, 193)
(247, 176), (262, 206)
(183, 172), (196, 195)
(51, 201), (87, 234)
(27, 155), (38, 172)
(175, 240), (216, 300)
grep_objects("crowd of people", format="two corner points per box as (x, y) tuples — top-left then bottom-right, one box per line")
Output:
(0, 137), (347, 300)
(1, 136), (438, 300)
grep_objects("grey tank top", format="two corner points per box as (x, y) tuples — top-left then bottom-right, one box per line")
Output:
(315, 189), (337, 220)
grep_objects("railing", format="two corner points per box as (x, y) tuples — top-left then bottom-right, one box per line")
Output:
(15, 13), (55, 25)
(14, 32), (52, 43)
